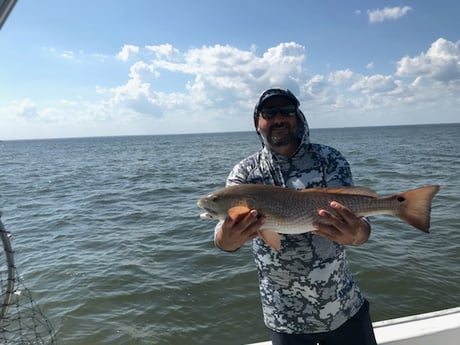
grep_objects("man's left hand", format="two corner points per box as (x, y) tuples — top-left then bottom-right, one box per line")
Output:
(312, 201), (371, 246)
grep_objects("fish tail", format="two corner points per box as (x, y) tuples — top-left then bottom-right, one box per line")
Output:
(393, 185), (440, 232)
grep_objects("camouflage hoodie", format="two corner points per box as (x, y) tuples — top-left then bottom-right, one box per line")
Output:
(220, 89), (365, 333)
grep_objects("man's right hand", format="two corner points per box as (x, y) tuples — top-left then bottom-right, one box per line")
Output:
(214, 210), (265, 252)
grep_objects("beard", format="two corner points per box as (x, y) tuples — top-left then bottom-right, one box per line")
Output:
(260, 122), (299, 148)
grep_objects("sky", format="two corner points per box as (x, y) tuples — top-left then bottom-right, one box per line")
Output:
(1, 0), (459, 140)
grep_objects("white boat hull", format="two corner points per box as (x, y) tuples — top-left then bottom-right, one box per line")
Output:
(247, 306), (460, 345)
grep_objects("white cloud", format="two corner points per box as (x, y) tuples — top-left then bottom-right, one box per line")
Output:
(396, 38), (460, 83)
(328, 69), (355, 85)
(136, 42), (306, 109)
(117, 44), (140, 61)
(1, 39), (459, 140)
(18, 98), (38, 118)
(367, 6), (412, 23)
(145, 43), (180, 60)
(350, 74), (398, 94)
(61, 50), (77, 60)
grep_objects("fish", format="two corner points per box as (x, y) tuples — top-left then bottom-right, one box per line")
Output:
(197, 184), (440, 250)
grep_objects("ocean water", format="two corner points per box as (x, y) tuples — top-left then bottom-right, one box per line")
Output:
(0, 123), (459, 345)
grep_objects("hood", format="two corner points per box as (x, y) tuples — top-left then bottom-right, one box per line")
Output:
(253, 87), (310, 148)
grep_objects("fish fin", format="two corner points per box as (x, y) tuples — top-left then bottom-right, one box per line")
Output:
(392, 185), (440, 233)
(260, 230), (281, 251)
(300, 186), (377, 197)
(228, 206), (251, 221)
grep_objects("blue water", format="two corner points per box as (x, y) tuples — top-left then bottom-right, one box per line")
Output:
(0, 123), (459, 344)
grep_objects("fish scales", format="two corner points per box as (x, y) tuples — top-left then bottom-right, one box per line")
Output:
(229, 188), (400, 234)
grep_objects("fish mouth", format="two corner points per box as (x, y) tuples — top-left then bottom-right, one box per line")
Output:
(197, 199), (218, 219)
(199, 208), (218, 220)
(199, 212), (215, 219)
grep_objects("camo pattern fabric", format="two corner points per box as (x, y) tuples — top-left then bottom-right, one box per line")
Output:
(222, 139), (365, 334)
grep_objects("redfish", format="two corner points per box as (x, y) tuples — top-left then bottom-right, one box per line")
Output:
(197, 184), (440, 250)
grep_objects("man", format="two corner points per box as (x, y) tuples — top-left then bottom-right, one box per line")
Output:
(214, 88), (377, 345)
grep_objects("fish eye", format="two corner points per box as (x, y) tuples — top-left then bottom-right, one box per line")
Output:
(207, 193), (218, 202)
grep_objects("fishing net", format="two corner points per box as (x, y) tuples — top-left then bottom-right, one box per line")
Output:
(0, 216), (57, 344)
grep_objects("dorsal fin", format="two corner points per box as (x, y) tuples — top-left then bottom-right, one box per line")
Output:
(300, 186), (377, 197)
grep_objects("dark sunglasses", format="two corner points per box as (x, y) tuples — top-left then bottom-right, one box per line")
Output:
(259, 105), (297, 120)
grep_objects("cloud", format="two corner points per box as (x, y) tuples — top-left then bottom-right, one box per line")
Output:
(396, 38), (460, 83)
(350, 75), (398, 94)
(1, 39), (459, 140)
(18, 98), (38, 118)
(61, 50), (77, 61)
(45, 47), (110, 63)
(114, 42), (307, 113)
(367, 6), (412, 23)
(117, 44), (140, 61)
(145, 43), (180, 60)
(328, 69), (355, 85)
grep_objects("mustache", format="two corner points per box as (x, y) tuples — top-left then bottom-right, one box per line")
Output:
(269, 123), (290, 131)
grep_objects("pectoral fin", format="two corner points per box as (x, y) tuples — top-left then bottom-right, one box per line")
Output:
(228, 206), (251, 220)
(260, 230), (281, 251)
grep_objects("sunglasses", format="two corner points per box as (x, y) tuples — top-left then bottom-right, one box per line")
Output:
(259, 105), (297, 120)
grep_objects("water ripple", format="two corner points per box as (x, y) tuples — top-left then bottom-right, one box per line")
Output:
(0, 125), (459, 344)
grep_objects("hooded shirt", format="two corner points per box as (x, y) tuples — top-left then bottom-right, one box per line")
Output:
(217, 98), (365, 333)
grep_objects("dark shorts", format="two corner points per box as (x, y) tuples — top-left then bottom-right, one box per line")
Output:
(269, 300), (377, 345)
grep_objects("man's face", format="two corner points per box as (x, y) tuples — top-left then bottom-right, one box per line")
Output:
(257, 96), (300, 153)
